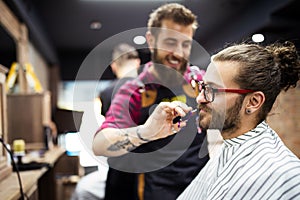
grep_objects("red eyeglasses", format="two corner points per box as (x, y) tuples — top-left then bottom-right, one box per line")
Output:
(194, 81), (254, 102)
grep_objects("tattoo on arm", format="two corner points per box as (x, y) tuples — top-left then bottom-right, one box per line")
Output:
(107, 133), (137, 152)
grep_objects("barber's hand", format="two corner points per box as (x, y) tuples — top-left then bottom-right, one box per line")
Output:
(140, 101), (192, 141)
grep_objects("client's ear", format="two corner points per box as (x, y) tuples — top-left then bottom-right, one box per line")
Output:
(245, 91), (265, 114)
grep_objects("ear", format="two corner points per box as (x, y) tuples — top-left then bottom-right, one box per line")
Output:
(135, 59), (141, 69)
(146, 31), (155, 52)
(245, 91), (265, 114)
(111, 62), (117, 74)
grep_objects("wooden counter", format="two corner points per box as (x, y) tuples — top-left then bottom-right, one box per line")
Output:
(0, 169), (46, 200)
(0, 146), (65, 200)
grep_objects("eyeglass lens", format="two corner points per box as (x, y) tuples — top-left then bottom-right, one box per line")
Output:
(198, 82), (214, 102)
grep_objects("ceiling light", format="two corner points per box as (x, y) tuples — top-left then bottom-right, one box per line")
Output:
(90, 21), (102, 30)
(252, 33), (264, 43)
(133, 35), (146, 45)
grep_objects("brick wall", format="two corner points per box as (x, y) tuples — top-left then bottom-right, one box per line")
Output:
(267, 83), (300, 158)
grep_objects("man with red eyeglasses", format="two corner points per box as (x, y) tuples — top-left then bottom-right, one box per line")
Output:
(136, 41), (300, 199)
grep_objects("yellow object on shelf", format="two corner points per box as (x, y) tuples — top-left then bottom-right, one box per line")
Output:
(24, 63), (43, 92)
(5, 62), (43, 93)
(5, 62), (19, 92)
(13, 139), (25, 156)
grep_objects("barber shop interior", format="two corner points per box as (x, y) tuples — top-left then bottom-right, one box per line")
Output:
(0, 0), (299, 199)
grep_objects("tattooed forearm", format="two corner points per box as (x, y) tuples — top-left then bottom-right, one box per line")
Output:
(107, 133), (137, 152)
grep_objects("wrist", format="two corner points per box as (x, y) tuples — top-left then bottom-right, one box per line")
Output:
(136, 125), (152, 143)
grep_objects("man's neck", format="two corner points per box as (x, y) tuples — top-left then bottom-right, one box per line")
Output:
(221, 117), (259, 140)
(148, 63), (185, 86)
(117, 71), (137, 79)
(116, 65), (138, 79)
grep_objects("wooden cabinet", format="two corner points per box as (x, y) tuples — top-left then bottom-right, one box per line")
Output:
(7, 91), (51, 150)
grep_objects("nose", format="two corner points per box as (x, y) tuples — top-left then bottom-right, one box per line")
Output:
(196, 89), (207, 104)
(173, 44), (184, 57)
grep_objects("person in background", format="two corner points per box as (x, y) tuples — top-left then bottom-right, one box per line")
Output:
(133, 41), (300, 199)
(101, 43), (141, 200)
(100, 43), (141, 115)
(72, 43), (140, 200)
(93, 3), (209, 200)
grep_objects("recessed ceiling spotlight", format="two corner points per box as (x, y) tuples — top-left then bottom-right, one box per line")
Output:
(133, 35), (146, 45)
(252, 33), (264, 43)
(90, 21), (102, 30)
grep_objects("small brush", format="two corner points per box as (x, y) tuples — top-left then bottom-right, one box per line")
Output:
(172, 109), (197, 124)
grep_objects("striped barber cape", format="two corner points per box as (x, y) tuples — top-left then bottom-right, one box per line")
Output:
(178, 121), (300, 200)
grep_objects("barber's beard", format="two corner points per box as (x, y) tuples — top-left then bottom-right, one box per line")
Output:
(152, 49), (187, 86)
(199, 95), (244, 133)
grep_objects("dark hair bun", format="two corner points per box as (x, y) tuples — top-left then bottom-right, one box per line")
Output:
(266, 41), (300, 91)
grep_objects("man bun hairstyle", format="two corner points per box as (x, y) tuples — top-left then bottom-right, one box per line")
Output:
(266, 41), (300, 91)
(213, 41), (300, 122)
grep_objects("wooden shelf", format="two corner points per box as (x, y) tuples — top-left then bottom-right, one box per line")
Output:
(0, 146), (65, 200)
(0, 168), (47, 200)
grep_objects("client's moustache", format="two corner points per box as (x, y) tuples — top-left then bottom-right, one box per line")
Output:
(197, 105), (211, 113)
